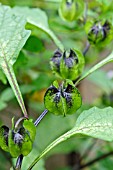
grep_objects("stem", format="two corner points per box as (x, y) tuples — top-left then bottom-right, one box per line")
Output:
(15, 117), (27, 130)
(83, 41), (90, 56)
(3, 63), (28, 118)
(75, 51), (113, 86)
(80, 151), (113, 169)
(15, 154), (23, 170)
(34, 109), (48, 126)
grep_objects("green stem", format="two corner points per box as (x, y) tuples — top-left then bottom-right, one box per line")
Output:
(75, 51), (113, 86)
(2, 63), (28, 118)
(27, 129), (75, 170)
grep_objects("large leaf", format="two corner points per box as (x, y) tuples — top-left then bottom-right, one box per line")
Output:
(74, 107), (113, 141)
(0, 5), (31, 117)
(0, 5), (30, 67)
(12, 6), (64, 51)
(28, 107), (113, 169)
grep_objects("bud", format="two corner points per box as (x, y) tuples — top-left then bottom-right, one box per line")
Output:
(59, 0), (84, 22)
(87, 21), (112, 45)
(50, 49), (85, 80)
(44, 80), (82, 116)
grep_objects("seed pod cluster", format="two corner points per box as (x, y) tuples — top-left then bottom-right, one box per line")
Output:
(44, 80), (82, 116)
(0, 119), (36, 158)
(50, 49), (85, 81)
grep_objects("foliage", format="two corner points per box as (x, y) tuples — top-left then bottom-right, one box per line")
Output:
(0, 1), (113, 170)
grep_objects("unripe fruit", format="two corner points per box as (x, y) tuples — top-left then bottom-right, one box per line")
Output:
(0, 119), (36, 158)
(59, 0), (84, 22)
(50, 49), (85, 80)
(87, 21), (112, 46)
(44, 80), (82, 116)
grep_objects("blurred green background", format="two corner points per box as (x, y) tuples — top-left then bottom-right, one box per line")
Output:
(0, 0), (113, 169)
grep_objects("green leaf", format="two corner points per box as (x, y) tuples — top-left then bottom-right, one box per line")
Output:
(23, 119), (36, 142)
(0, 5), (31, 117)
(28, 107), (113, 169)
(12, 6), (64, 51)
(0, 5), (30, 67)
(73, 107), (113, 141)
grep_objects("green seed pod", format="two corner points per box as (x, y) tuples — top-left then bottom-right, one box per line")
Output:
(8, 129), (23, 157)
(0, 126), (9, 152)
(23, 119), (36, 142)
(50, 49), (85, 80)
(59, 0), (84, 22)
(8, 127), (32, 158)
(44, 80), (82, 116)
(87, 20), (112, 46)
(8, 119), (36, 158)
